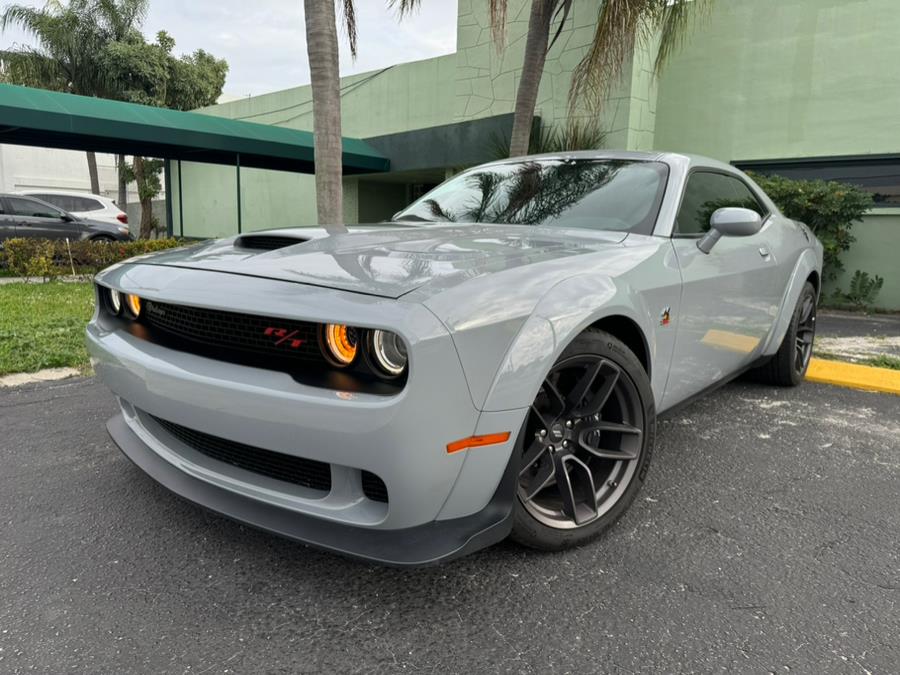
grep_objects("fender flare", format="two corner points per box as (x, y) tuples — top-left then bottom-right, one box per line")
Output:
(481, 274), (657, 412)
(761, 248), (820, 356)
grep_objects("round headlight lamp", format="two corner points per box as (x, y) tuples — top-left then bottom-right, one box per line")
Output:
(125, 293), (142, 318)
(369, 330), (408, 376)
(324, 324), (358, 366)
(108, 288), (122, 315)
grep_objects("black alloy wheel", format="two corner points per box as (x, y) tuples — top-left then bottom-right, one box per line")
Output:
(511, 330), (655, 550)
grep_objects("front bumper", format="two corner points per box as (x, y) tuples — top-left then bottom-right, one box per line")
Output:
(107, 412), (516, 566)
(88, 266), (527, 564)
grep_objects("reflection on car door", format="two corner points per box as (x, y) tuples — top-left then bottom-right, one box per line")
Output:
(4, 196), (83, 240)
(663, 171), (782, 409)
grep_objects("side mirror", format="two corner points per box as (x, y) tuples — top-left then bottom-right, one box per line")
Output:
(61, 213), (75, 222)
(697, 207), (762, 254)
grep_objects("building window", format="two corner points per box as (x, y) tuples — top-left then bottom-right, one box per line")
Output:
(733, 155), (900, 207)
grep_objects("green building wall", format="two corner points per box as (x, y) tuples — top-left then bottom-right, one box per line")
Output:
(654, 0), (900, 307)
(174, 0), (899, 308)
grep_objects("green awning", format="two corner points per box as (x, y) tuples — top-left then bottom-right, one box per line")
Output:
(0, 84), (389, 174)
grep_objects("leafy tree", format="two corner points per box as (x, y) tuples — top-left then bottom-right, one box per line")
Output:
(102, 30), (227, 237)
(0, 0), (148, 192)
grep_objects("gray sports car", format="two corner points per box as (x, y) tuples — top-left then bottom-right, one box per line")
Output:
(87, 151), (822, 566)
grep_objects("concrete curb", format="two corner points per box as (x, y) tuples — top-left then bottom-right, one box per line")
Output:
(806, 358), (900, 396)
(0, 367), (81, 388)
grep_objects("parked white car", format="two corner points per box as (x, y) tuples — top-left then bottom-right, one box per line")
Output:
(18, 190), (128, 228)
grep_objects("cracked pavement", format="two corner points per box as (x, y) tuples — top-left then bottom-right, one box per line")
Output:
(1, 377), (898, 673)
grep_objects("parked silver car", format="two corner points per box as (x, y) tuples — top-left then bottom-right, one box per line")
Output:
(87, 151), (822, 565)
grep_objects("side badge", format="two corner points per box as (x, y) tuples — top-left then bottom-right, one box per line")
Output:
(659, 306), (671, 326)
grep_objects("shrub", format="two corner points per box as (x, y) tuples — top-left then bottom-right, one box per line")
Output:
(1, 237), (187, 277)
(747, 172), (873, 282)
(831, 270), (884, 310)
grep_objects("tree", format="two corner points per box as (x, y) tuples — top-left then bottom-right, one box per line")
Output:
(0, 0), (148, 192)
(480, 0), (710, 157)
(102, 30), (227, 237)
(303, 0), (351, 230)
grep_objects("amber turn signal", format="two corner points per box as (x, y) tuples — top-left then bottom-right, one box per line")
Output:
(446, 432), (511, 454)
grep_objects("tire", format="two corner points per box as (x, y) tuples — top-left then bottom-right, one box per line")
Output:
(753, 281), (817, 387)
(91, 235), (116, 243)
(510, 329), (656, 552)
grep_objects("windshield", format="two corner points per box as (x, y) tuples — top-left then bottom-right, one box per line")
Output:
(395, 158), (668, 235)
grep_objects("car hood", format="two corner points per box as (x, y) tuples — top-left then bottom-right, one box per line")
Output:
(137, 224), (627, 299)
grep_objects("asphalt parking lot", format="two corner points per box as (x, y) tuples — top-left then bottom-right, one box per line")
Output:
(1, 378), (898, 673)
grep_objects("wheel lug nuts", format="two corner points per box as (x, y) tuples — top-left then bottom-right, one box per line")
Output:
(565, 420), (573, 428)
(539, 429), (547, 437)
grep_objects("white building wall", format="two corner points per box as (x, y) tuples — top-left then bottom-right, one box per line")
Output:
(0, 144), (143, 203)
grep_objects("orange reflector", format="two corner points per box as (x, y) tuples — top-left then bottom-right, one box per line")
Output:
(446, 432), (511, 454)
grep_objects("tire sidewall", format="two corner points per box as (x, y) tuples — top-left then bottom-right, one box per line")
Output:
(511, 329), (656, 551)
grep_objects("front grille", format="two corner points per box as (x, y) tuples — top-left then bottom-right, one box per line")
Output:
(150, 414), (332, 493)
(236, 235), (308, 251)
(361, 471), (388, 503)
(142, 300), (322, 364)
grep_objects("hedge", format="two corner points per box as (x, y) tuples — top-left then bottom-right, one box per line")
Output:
(0, 237), (187, 278)
(747, 172), (874, 282)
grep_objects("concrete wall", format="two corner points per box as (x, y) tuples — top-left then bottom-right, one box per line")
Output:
(0, 145), (122, 199)
(653, 0), (900, 309)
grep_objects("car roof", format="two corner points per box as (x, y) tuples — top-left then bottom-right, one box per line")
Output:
(470, 149), (743, 174)
(16, 189), (112, 200)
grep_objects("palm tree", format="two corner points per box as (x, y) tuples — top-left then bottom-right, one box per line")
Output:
(303, 0), (354, 229)
(488, 0), (709, 157)
(0, 0), (147, 193)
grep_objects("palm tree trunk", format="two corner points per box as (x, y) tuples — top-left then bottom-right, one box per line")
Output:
(133, 156), (154, 239)
(509, 0), (555, 157)
(117, 154), (128, 210)
(304, 0), (346, 230)
(86, 151), (101, 194)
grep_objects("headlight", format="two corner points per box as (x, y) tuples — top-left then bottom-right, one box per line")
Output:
(369, 329), (408, 376)
(108, 288), (122, 315)
(125, 294), (142, 318)
(323, 323), (358, 366)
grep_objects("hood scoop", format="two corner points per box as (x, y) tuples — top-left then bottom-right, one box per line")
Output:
(236, 234), (310, 251)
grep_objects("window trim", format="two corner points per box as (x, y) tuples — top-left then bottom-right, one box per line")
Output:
(670, 167), (770, 239)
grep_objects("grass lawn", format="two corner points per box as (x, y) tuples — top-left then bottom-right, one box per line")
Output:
(0, 282), (95, 376)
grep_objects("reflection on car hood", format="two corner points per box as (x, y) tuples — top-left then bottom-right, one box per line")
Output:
(138, 224), (628, 299)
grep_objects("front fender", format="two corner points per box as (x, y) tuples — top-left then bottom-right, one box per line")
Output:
(761, 247), (822, 356)
(480, 275), (660, 412)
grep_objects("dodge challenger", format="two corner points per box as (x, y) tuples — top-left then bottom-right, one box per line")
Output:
(87, 151), (822, 566)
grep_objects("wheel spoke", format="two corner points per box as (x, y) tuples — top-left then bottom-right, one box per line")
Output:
(519, 438), (548, 476)
(572, 361), (620, 418)
(521, 455), (555, 502)
(552, 452), (598, 525)
(578, 423), (641, 461)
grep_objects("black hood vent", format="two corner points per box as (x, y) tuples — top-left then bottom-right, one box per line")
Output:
(236, 234), (309, 251)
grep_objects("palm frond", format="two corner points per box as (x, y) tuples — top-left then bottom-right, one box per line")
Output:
(387, 0), (421, 18)
(339, 0), (358, 58)
(654, 0), (710, 75)
(568, 0), (649, 114)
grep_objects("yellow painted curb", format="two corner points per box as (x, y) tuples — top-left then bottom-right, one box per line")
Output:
(806, 358), (900, 396)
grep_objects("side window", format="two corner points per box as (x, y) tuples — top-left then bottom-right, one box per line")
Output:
(675, 172), (766, 235)
(73, 197), (103, 212)
(6, 197), (63, 219)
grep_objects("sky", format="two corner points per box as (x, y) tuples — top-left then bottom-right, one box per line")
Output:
(0, 0), (458, 97)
